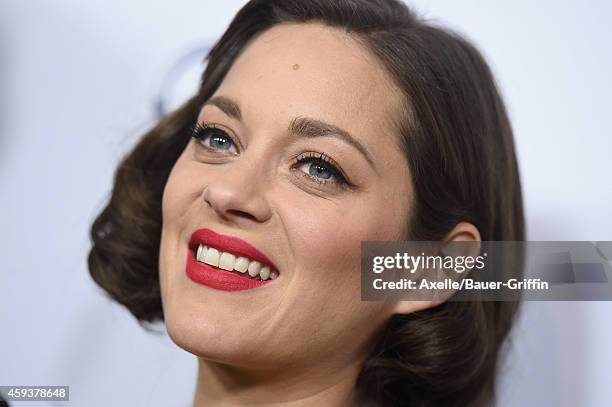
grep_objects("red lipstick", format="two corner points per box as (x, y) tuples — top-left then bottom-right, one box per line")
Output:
(185, 228), (278, 291)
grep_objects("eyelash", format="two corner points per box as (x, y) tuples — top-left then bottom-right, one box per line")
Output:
(189, 122), (352, 188)
(190, 123), (239, 154)
(290, 152), (351, 187)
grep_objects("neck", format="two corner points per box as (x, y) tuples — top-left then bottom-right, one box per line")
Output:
(192, 357), (361, 407)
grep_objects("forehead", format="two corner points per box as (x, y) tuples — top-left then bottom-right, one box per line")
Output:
(210, 22), (405, 150)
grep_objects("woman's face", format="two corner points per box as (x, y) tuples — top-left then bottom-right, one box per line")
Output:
(159, 22), (413, 371)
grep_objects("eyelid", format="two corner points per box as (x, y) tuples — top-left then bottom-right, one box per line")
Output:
(291, 152), (352, 188)
(316, 153), (350, 184)
(191, 122), (245, 154)
(293, 167), (346, 192)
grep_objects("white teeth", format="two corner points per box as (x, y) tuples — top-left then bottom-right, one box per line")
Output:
(259, 266), (270, 280)
(196, 244), (278, 280)
(196, 244), (207, 262)
(219, 252), (236, 271)
(234, 257), (249, 273)
(247, 261), (262, 277)
(203, 247), (220, 267)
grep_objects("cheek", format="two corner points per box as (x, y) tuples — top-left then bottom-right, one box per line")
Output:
(159, 152), (200, 300)
(267, 202), (399, 363)
(161, 157), (197, 227)
(280, 192), (409, 323)
(289, 192), (409, 280)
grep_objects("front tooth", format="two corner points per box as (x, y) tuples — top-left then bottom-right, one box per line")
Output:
(196, 244), (207, 262)
(219, 252), (236, 271)
(247, 261), (261, 277)
(259, 266), (270, 280)
(204, 247), (220, 267)
(234, 257), (249, 273)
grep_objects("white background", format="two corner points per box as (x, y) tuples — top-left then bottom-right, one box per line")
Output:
(1, 1), (611, 406)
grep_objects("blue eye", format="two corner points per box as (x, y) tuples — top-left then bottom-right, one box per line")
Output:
(189, 123), (352, 189)
(293, 152), (351, 187)
(190, 123), (238, 154)
(306, 162), (332, 179)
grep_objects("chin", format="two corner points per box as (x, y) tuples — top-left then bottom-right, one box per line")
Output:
(163, 297), (283, 368)
(165, 304), (234, 361)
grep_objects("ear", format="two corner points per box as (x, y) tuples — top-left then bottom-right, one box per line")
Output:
(391, 221), (482, 315)
(442, 221), (481, 244)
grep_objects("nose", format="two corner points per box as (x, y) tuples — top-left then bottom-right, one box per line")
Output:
(201, 157), (273, 224)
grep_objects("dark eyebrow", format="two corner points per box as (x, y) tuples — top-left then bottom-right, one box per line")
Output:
(203, 95), (377, 169)
(203, 96), (243, 121)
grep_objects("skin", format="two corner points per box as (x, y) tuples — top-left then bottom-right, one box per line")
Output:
(159, 22), (479, 407)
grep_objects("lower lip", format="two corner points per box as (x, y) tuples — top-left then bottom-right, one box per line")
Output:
(185, 248), (273, 291)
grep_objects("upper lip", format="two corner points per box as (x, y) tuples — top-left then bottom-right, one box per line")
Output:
(188, 228), (279, 273)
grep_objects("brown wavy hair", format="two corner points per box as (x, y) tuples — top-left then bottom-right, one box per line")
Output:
(88, 1), (525, 406)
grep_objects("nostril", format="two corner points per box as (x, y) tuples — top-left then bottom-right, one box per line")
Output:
(227, 209), (257, 221)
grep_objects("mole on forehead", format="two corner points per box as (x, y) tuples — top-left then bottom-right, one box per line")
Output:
(292, 63), (300, 70)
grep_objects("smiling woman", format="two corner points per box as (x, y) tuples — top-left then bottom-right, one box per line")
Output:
(87, 1), (524, 406)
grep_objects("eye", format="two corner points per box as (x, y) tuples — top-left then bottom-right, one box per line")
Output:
(189, 123), (353, 190)
(189, 123), (239, 154)
(292, 152), (352, 188)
